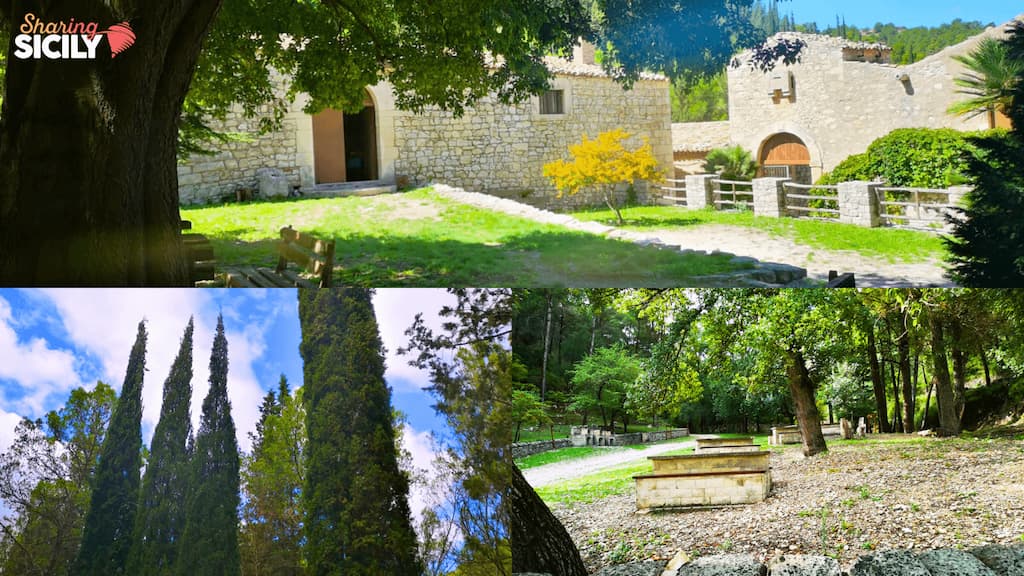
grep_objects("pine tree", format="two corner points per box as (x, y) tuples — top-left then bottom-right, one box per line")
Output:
(128, 319), (194, 576)
(73, 321), (147, 576)
(176, 315), (241, 576)
(298, 289), (422, 576)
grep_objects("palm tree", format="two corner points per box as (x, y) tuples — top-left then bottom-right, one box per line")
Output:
(703, 146), (758, 181)
(948, 37), (1023, 126)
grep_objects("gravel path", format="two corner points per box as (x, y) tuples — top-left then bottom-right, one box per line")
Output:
(543, 437), (1024, 573)
(648, 226), (953, 288)
(523, 436), (711, 488)
(433, 185), (953, 287)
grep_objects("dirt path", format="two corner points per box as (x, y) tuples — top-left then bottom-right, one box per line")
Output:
(522, 435), (713, 488)
(646, 225), (954, 287)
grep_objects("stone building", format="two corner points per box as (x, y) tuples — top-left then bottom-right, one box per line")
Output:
(177, 45), (673, 209)
(671, 121), (730, 177)
(723, 18), (1020, 183)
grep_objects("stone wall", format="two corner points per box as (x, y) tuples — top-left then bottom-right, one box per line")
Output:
(727, 22), (1018, 181)
(177, 98), (312, 205)
(393, 75), (673, 211)
(511, 438), (573, 459)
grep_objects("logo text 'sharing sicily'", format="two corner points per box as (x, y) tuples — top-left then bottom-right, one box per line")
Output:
(13, 13), (135, 60)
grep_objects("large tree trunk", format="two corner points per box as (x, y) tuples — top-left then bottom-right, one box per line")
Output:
(866, 327), (890, 433)
(510, 463), (587, 576)
(897, 323), (915, 433)
(929, 313), (960, 436)
(785, 350), (827, 457)
(0, 2), (219, 286)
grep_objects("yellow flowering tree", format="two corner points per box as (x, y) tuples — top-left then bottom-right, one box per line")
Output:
(543, 128), (664, 225)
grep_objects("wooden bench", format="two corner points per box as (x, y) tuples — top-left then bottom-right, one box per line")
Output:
(181, 220), (216, 286)
(224, 226), (334, 288)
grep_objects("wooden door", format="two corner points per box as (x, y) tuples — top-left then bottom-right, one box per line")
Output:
(312, 109), (346, 184)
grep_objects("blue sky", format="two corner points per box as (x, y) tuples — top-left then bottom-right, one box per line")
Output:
(779, 0), (1021, 29)
(0, 288), (470, 518)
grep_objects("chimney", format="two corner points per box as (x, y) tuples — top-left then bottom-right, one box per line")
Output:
(572, 39), (597, 66)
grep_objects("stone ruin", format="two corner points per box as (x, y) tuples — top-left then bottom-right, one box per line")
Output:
(571, 426), (617, 447)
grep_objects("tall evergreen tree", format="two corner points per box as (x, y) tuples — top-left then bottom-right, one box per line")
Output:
(298, 289), (422, 576)
(128, 319), (194, 576)
(176, 315), (241, 576)
(73, 322), (147, 576)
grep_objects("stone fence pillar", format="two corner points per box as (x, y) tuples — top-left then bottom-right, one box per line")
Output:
(838, 181), (881, 227)
(684, 174), (718, 210)
(752, 178), (790, 218)
(947, 185), (971, 210)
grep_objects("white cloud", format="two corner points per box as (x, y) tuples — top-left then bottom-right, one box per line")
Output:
(374, 289), (455, 392)
(0, 295), (84, 414)
(37, 289), (276, 451)
(0, 407), (24, 454)
(401, 423), (442, 523)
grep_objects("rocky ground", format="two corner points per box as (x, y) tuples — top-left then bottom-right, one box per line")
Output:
(546, 437), (1024, 574)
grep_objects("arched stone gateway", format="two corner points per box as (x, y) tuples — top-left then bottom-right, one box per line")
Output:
(759, 132), (812, 184)
(311, 90), (379, 184)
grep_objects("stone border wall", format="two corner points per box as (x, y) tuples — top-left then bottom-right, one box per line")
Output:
(511, 439), (573, 459)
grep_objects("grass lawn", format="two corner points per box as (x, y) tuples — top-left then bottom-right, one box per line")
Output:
(181, 189), (744, 287)
(572, 205), (947, 264)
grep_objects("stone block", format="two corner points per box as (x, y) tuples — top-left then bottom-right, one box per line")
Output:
(753, 178), (789, 218)
(676, 554), (763, 576)
(685, 175), (718, 210)
(838, 181), (881, 228)
(257, 167), (290, 198)
(970, 544), (1024, 575)
(918, 548), (998, 576)
(850, 550), (931, 576)
(592, 561), (666, 576)
(767, 554), (840, 576)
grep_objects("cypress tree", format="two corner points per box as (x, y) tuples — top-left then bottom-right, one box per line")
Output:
(73, 321), (147, 576)
(176, 315), (241, 576)
(298, 289), (422, 576)
(128, 318), (194, 575)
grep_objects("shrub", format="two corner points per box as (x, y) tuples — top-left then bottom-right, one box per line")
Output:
(703, 145), (757, 181)
(818, 128), (1003, 188)
(544, 129), (663, 225)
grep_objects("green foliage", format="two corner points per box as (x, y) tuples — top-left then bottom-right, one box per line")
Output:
(569, 344), (641, 431)
(240, 378), (306, 576)
(948, 38), (1024, 120)
(544, 129), (663, 225)
(820, 362), (876, 422)
(0, 383), (116, 576)
(177, 316), (241, 576)
(864, 20), (993, 65)
(299, 289), (421, 576)
(946, 23), (1024, 286)
(74, 322), (147, 576)
(819, 128), (987, 188)
(671, 73), (728, 122)
(512, 389), (550, 443)
(129, 320), (194, 576)
(703, 146), (758, 181)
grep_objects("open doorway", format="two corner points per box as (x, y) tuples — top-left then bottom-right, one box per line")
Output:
(311, 91), (378, 185)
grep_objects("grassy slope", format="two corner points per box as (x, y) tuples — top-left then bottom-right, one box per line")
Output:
(182, 189), (744, 287)
(572, 206), (946, 263)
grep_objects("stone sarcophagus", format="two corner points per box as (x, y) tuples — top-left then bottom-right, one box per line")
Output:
(633, 451), (771, 511)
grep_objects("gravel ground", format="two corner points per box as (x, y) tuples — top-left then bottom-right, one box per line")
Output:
(546, 437), (1024, 573)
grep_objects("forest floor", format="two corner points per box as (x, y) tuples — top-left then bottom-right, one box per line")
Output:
(537, 435), (1024, 572)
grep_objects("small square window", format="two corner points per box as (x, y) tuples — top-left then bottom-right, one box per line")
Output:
(539, 90), (565, 115)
